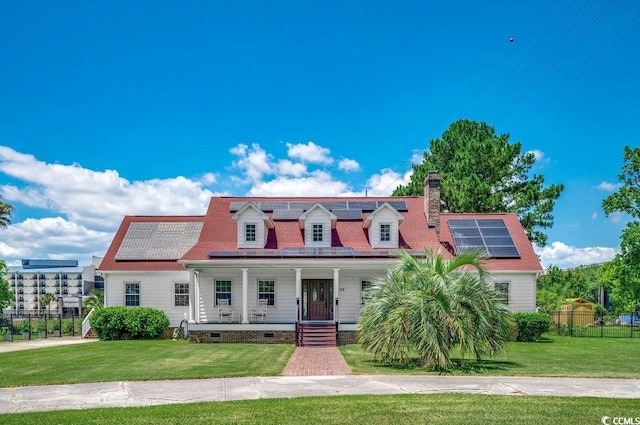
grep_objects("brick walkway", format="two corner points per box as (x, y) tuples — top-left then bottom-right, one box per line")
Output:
(282, 347), (352, 376)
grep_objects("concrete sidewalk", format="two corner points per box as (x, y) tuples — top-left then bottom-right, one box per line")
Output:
(0, 337), (98, 353)
(2, 375), (639, 414)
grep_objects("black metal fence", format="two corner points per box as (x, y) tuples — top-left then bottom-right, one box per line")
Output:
(548, 310), (640, 338)
(1, 313), (82, 342)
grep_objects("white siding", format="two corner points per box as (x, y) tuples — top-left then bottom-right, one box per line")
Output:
(304, 209), (332, 247)
(489, 272), (537, 312)
(368, 208), (400, 249)
(104, 270), (191, 326)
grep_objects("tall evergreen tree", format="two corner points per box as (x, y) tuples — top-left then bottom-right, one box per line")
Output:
(393, 119), (564, 246)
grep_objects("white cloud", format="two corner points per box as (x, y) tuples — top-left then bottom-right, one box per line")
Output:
(230, 143), (273, 181)
(609, 212), (624, 223)
(200, 173), (217, 184)
(597, 181), (621, 192)
(248, 171), (349, 196)
(591, 212), (598, 220)
(0, 146), (217, 232)
(0, 217), (112, 266)
(527, 149), (544, 162)
(410, 150), (424, 165)
(277, 159), (308, 177)
(286, 141), (333, 165)
(362, 168), (413, 196)
(338, 158), (360, 172)
(535, 241), (618, 269)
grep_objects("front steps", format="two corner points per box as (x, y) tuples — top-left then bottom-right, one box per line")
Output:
(297, 322), (336, 347)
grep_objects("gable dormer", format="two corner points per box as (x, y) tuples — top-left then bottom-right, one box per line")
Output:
(299, 203), (337, 248)
(363, 202), (405, 248)
(231, 202), (274, 248)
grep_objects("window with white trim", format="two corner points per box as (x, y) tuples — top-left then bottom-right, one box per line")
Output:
(245, 223), (256, 242)
(257, 280), (275, 306)
(215, 280), (232, 306)
(361, 280), (373, 306)
(174, 283), (189, 307)
(125, 283), (140, 307)
(380, 223), (391, 242)
(494, 282), (509, 305)
(312, 224), (323, 242)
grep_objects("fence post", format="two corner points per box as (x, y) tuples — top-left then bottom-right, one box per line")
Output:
(570, 310), (574, 337)
(632, 313), (635, 338)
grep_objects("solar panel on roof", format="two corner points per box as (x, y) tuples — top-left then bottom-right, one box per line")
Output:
(257, 201), (289, 211)
(333, 209), (363, 220)
(289, 201), (315, 210)
(386, 200), (408, 211)
(229, 201), (247, 212)
(272, 209), (304, 220)
(115, 222), (203, 260)
(320, 201), (348, 210)
(448, 218), (520, 259)
(347, 201), (378, 210)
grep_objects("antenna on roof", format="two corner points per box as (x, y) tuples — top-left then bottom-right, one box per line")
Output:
(365, 190), (368, 197)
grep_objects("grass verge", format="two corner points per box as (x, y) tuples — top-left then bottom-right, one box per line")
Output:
(1, 394), (636, 424)
(0, 340), (294, 387)
(340, 335), (640, 378)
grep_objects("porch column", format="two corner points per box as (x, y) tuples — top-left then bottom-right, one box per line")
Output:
(241, 268), (249, 324)
(333, 268), (340, 323)
(194, 271), (201, 323)
(295, 268), (302, 322)
(188, 270), (195, 323)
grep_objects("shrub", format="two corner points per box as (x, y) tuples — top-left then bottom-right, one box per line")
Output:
(62, 319), (75, 334)
(512, 312), (551, 342)
(47, 318), (61, 332)
(17, 319), (31, 333)
(90, 306), (169, 340)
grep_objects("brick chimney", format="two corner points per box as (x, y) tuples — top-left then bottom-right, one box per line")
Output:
(424, 171), (441, 238)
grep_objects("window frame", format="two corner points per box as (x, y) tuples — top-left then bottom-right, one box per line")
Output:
(379, 223), (391, 242)
(215, 279), (232, 306)
(174, 282), (189, 307)
(245, 223), (257, 243)
(312, 223), (323, 242)
(494, 281), (510, 305)
(124, 282), (140, 307)
(361, 280), (373, 306)
(257, 279), (276, 306)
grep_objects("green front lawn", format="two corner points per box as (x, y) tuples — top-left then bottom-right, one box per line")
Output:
(0, 340), (294, 388)
(340, 335), (640, 378)
(1, 394), (636, 425)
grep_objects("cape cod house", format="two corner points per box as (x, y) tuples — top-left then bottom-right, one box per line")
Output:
(98, 173), (542, 345)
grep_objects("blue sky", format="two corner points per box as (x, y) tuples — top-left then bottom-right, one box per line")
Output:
(1, 1), (638, 268)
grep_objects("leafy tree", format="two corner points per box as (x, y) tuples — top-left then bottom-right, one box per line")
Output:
(358, 249), (513, 370)
(0, 261), (12, 311)
(603, 146), (640, 314)
(0, 195), (13, 228)
(393, 119), (564, 246)
(536, 264), (603, 312)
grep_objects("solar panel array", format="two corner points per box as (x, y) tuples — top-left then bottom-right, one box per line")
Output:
(115, 222), (203, 260)
(229, 199), (407, 221)
(448, 219), (520, 258)
(208, 247), (426, 258)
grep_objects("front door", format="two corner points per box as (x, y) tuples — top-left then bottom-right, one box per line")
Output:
(303, 279), (332, 320)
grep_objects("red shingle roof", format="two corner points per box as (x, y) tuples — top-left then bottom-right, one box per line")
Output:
(100, 197), (542, 272)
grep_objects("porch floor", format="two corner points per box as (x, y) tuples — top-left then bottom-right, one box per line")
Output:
(281, 347), (352, 376)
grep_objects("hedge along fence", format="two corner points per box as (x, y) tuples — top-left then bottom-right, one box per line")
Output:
(89, 306), (170, 340)
(512, 312), (552, 342)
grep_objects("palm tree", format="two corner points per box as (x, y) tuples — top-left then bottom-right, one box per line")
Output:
(39, 293), (57, 315)
(358, 249), (514, 370)
(83, 289), (104, 315)
(0, 196), (13, 228)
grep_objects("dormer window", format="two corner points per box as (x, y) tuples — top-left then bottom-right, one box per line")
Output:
(231, 202), (274, 249)
(380, 224), (391, 242)
(245, 223), (256, 242)
(364, 203), (405, 249)
(312, 224), (324, 242)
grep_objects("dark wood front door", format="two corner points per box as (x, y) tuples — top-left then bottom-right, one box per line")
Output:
(303, 279), (332, 320)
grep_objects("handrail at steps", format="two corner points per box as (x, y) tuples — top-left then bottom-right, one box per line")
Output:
(82, 308), (95, 338)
